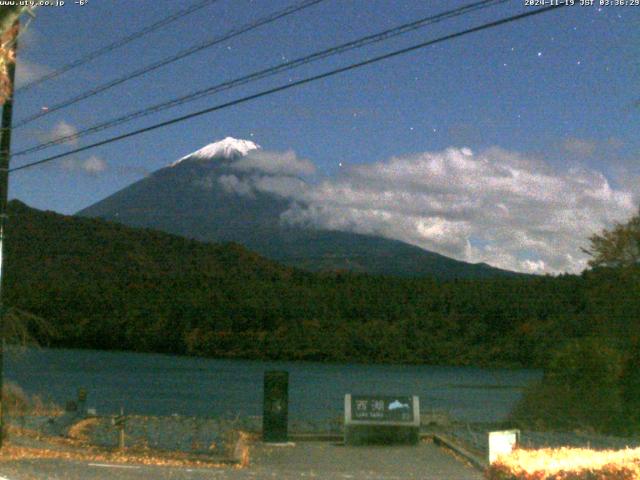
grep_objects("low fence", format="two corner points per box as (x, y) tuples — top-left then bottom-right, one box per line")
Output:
(5, 409), (344, 455)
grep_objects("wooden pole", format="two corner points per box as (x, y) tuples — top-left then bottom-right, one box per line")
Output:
(0, 18), (18, 450)
(118, 407), (125, 450)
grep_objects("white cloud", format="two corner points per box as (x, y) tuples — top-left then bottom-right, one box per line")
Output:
(61, 156), (108, 176)
(48, 121), (78, 146)
(217, 174), (254, 197)
(14, 58), (50, 88)
(202, 149), (314, 200)
(232, 150), (316, 176)
(520, 259), (547, 274)
(215, 172), (309, 200)
(252, 175), (308, 199)
(178, 146), (636, 274)
(265, 147), (635, 274)
(82, 156), (107, 175)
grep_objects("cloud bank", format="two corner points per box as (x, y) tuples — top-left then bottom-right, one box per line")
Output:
(228, 146), (635, 274)
(62, 155), (108, 176)
(232, 150), (316, 176)
(195, 149), (315, 200)
(15, 58), (50, 88)
(47, 121), (79, 146)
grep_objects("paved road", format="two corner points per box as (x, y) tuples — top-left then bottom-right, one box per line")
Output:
(0, 441), (483, 480)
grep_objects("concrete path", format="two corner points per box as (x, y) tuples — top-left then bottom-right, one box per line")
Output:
(0, 441), (483, 479)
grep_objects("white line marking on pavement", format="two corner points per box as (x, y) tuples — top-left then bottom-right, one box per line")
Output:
(88, 463), (141, 469)
(0, 475), (14, 480)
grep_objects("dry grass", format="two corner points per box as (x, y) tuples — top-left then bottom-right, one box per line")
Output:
(67, 417), (100, 443)
(0, 442), (235, 468)
(3, 381), (63, 418)
(486, 447), (640, 480)
(2, 425), (240, 469)
(225, 430), (253, 467)
(5, 421), (250, 469)
(2, 388), (251, 470)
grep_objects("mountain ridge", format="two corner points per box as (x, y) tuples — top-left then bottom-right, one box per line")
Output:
(78, 137), (523, 279)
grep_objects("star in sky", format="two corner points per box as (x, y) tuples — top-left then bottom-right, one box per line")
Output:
(12, 0), (637, 230)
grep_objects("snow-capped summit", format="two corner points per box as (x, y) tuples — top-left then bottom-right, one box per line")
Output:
(171, 137), (261, 166)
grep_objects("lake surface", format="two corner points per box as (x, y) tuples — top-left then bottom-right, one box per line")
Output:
(6, 347), (541, 423)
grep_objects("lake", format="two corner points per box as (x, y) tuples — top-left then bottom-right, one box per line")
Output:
(6, 347), (541, 423)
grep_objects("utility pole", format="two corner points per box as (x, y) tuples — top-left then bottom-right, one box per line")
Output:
(0, 18), (18, 450)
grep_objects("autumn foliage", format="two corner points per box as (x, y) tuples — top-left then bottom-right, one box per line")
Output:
(486, 447), (640, 480)
(0, 22), (17, 105)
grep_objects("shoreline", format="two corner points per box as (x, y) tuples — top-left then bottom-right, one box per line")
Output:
(5, 344), (544, 371)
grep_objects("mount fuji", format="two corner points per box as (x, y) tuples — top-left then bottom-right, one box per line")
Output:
(78, 138), (517, 278)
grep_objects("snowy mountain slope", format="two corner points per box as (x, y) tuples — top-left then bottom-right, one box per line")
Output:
(78, 138), (519, 279)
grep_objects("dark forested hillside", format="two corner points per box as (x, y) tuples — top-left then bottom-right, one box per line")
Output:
(5, 200), (639, 368)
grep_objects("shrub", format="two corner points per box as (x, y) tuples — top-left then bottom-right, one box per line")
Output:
(2, 381), (62, 418)
(511, 338), (626, 434)
(2, 381), (29, 417)
(619, 343), (640, 435)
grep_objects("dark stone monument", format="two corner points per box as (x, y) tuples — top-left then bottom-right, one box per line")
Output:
(344, 394), (420, 445)
(263, 371), (288, 443)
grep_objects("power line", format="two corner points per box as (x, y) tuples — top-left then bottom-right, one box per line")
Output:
(10, 4), (567, 174)
(12, 0), (509, 158)
(15, 0), (222, 93)
(12, 0), (325, 128)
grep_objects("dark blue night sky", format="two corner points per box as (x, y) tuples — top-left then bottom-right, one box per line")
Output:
(8, 0), (639, 273)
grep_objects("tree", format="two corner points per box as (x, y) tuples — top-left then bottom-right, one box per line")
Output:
(583, 208), (640, 268)
(0, 7), (23, 105)
(619, 342), (640, 434)
(511, 337), (626, 433)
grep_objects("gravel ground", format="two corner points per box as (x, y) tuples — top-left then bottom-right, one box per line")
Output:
(7, 413), (640, 479)
(0, 441), (483, 480)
